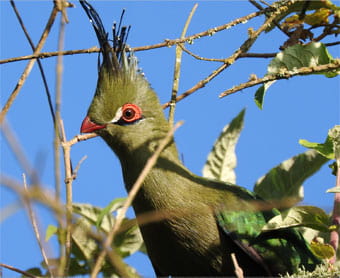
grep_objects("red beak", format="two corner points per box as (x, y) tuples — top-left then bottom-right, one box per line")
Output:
(80, 116), (106, 133)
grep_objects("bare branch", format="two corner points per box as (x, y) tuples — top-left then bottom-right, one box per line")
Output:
(0, 5), (59, 124)
(163, 1), (293, 108)
(10, 0), (55, 123)
(0, 263), (38, 278)
(22, 173), (54, 277)
(219, 60), (340, 98)
(0, 6), (270, 66)
(169, 3), (198, 126)
(231, 253), (244, 278)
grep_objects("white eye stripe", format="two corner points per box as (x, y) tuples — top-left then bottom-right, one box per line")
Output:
(110, 107), (123, 123)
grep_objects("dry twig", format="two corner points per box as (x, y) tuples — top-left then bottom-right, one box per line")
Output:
(0, 5), (59, 124)
(219, 60), (340, 98)
(168, 3), (198, 126)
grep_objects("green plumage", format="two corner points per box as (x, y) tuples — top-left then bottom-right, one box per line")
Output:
(80, 1), (320, 276)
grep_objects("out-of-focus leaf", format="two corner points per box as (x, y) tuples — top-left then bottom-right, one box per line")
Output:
(45, 224), (58, 241)
(72, 217), (98, 260)
(328, 125), (340, 160)
(25, 267), (43, 276)
(310, 241), (335, 259)
(262, 206), (331, 232)
(96, 197), (126, 228)
(327, 186), (340, 193)
(254, 150), (329, 201)
(266, 0), (337, 32)
(202, 108), (245, 184)
(73, 203), (114, 233)
(304, 8), (332, 25)
(73, 203), (144, 259)
(254, 42), (338, 109)
(114, 219), (144, 257)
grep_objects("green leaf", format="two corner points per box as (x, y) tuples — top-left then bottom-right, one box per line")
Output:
(45, 224), (58, 241)
(299, 137), (335, 160)
(202, 108), (245, 184)
(299, 125), (340, 161)
(72, 217), (98, 260)
(254, 42), (338, 108)
(114, 219), (144, 257)
(254, 81), (276, 110)
(254, 150), (329, 201)
(73, 203), (114, 233)
(262, 206), (331, 232)
(73, 203), (144, 258)
(96, 197), (126, 228)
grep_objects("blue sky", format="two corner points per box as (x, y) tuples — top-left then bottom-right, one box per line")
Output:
(1, 1), (339, 277)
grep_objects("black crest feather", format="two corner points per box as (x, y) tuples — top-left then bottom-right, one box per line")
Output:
(80, 0), (131, 73)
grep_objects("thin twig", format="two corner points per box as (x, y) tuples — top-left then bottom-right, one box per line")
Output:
(22, 173), (54, 277)
(163, 1), (293, 108)
(0, 263), (38, 278)
(169, 3), (198, 126)
(248, 0), (291, 37)
(90, 121), (184, 278)
(0, 5), (59, 124)
(10, 0), (55, 123)
(0, 47), (100, 64)
(54, 12), (72, 276)
(231, 253), (244, 278)
(0, 120), (39, 184)
(180, 45), (276, 62)
(0, 6), (270, 66)
(219, 60), (340, 98)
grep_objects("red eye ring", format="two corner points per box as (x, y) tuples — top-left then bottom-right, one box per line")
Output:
(121, 103), (142, 123)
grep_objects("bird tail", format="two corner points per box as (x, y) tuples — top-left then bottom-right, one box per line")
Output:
(79, 0), (132, 74)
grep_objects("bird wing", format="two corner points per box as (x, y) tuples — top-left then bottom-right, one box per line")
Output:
(215, 185), (321, 275)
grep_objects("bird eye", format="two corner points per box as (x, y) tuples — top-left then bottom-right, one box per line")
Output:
(121, 103), (142, 123)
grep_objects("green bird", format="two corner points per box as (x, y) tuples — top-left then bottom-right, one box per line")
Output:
(79, 1), (320, 276)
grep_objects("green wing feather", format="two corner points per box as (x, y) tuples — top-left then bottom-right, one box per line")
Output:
(216, 186), (321, 275)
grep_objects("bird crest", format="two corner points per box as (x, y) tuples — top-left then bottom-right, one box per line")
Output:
(80, 0), (138, 79)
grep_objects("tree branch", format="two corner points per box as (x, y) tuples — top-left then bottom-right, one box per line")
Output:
(163, 1), (293, 108)
(219, 60), (340, 98)
(168, 3), (198, 126)
(0, 5), (59, 124)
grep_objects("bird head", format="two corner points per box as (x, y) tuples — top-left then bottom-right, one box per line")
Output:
(80, 1), (170, 160)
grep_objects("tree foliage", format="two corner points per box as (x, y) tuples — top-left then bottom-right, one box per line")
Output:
(1, 0), (339, 277)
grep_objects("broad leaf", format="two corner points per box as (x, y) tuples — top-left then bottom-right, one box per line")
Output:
(72, 217), (98, 260)
(254, 150), (329, 201)
(73, 203), (114, 233)
(254, 42), (338, 109)
(262, 205), (331, 232)
(202, 108), (245, 184)
(114, 219), (144, 257)
(96, 197), (126, 228)
(73, 202), (144, 258)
